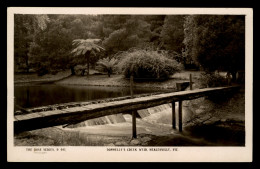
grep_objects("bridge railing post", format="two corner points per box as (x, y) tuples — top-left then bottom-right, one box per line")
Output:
(178, 100), (183, 132)
(130, 75), (134, 97)
(130, 74), (137, 138)
(172, 101), (176, 129)
(190, 74), (193, 90)
(132, 110), (137, 138)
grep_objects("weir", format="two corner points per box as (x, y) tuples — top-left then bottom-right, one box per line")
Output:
(14, 86), (240, 136)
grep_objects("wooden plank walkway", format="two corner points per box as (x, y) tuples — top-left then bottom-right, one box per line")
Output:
(14, 86), (240, 135)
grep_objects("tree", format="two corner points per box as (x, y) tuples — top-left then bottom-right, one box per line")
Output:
(143, 15), (166, 46)
(102, 15), (152, 57)
(160, 15), (185, 53)
(29, 15), (73, 74)
(96, 57), (118, 77)
(15, 14), (103, 75)
(14, 14), (49, 73)
(183, 15), (245, 80)
(71, 39), (105, 76)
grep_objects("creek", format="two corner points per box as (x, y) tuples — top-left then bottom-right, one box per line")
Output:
(14, 84), (171, 108)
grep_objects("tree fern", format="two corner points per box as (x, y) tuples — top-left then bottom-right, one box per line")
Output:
(71, 39), (105, 76)
(96, 57), (118, 77)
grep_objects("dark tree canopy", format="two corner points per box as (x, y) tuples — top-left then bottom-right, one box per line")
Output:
(160, 15), (186, 53)
(102, 15), (153, 56)
(14, 14), (49, 73)
(183, 15), (245, 74)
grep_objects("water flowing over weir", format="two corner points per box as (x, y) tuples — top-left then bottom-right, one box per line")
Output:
(66, 113), (127, 128)
(66, 104), (174, 128)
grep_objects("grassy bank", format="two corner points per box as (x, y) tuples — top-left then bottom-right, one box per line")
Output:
(56, 74), (185, 89)
(14, 70), (71, 84)
(14, 69), (203, 89)
(55, 70), (202, 89)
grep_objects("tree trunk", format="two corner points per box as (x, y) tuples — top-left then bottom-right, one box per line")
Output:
(26, 57), (29, 73)
(87, 55), (90, 76)
(231, 71), (237, 82)
(81, 69), (85, 76)
(70, 66), (75, 75)
(108, 69), (111, 77)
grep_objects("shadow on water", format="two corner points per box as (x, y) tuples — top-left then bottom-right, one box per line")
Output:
(14, 84), (171, 108)
(145, 109), (245, 146)
(145, 121), (245, 146)
(183, 121), (245, 146)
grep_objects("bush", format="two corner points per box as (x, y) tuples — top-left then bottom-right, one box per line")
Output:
(37, 66), (48, 76)
(117, 49), (183, 80)
(50, 69), (59, 75)
(200, 72), (227, 87)
(74, 65), (87, 76)
(96, 57), (118, 77)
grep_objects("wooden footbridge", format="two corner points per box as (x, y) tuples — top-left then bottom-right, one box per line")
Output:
(14, 86), (240, 137)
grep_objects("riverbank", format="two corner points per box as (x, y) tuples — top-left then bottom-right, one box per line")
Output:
(55, 70), (202, 89)
(14, 69), (202, 89)
(14, 70), (71, 84)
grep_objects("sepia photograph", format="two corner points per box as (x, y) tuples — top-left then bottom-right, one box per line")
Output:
(7, 7), (253, 162)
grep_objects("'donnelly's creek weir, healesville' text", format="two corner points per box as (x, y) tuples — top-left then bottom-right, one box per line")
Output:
(107, 148), (178, 151)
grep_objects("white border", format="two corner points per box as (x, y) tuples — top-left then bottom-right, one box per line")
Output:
(7, 7), (253, 162)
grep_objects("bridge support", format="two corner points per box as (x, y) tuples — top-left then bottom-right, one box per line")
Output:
(132, 110), (137, 138)
(190, 74), (193, 90)
(178, 101), (183, 132)
(172, 101), (176, 129)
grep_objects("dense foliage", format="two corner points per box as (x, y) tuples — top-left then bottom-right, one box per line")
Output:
(117, 49), (183, 80)
(160, 15), (185, 53)
(183, 15), (245, 79)
(14, 14), (245, 81)
(199, 72), (228, 88)
(74, 65), (87, 76)
(96, 57), (118, 77)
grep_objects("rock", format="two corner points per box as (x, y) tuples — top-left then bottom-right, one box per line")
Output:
(114, 142), (121, 146)
(104, 143), (115, 146)
(141, 137), (151, 143)
(200, 105), (207, 109)
(145, 128), (152, 132)
(210, 117), (220, 123)
(221, 119), (227, 122)
(203, 120), (213, 125)
(130, 139), (140, 145)
(115, 141), (128, 146)
(141, 142), (148, 146)
(195, 109), (204, 114)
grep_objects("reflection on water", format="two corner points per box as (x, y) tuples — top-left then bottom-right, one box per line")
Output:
(14, 84), (170, 108)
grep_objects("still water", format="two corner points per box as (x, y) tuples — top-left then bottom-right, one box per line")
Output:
(14, 84), (170, 108)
